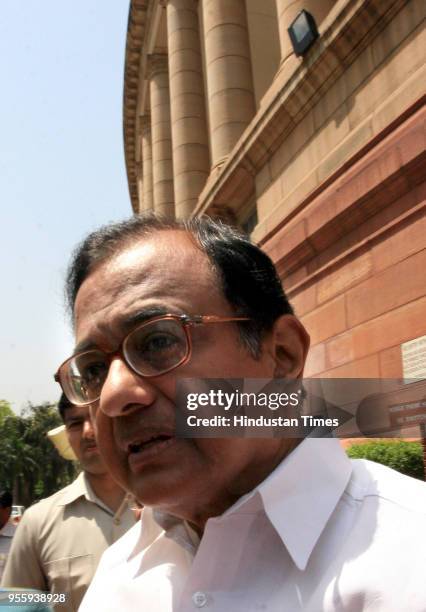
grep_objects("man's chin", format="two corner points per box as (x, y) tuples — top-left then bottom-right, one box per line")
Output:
(126, 470), (187, 510)
(82, 452), (107, 473)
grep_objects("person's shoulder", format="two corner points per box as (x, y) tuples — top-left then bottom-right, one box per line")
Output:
(347, 458), (426, 515)
(20, 478), (81, 522)
(0, 520), (16, 539)
(340, 458), (426, 607)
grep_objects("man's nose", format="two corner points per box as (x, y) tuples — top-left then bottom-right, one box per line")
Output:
(82, 418), (95, 438)
(99, 356), (157, 418)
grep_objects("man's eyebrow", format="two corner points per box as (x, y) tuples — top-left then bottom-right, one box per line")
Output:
(73, 306), (174, 354)
(64, 416), (83, 424)
(73, 339), (97, 353)
(123, 306), (172, 331)
(64, 409), (86, 422)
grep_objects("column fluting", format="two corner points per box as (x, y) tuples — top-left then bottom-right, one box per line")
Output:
(166, 0), (210, 219)
(201, 0), (256, 168)
(148, 54), (175, 219)
(140, 114), (154, 212)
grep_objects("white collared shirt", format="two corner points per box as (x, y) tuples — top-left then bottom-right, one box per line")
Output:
(80, 439), (426, 611)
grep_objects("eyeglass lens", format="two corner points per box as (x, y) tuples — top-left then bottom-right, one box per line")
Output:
(61, 318), (189, 405)
(124, 317), (188, 375)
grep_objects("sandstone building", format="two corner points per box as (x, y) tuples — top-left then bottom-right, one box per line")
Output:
(122, 0), (426, 381)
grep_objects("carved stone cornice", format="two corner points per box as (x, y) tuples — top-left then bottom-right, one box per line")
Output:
(123, 0), (150, 212)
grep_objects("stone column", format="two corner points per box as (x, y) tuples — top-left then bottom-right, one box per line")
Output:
(201, 0), (256, 168)
(136, 166), (144, 213)
(276, 0), (334, 67)
(140, 115), (154, 212)
(166, 0), (210, 219)
(148, 54), (175, 219)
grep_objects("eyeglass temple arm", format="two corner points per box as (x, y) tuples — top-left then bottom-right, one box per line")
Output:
(186, 315), (250, 325)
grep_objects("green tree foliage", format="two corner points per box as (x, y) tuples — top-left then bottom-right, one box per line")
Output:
(346, 440), (424, 480)
(0, 402), (78, 506)
(0, 399), (14, 424)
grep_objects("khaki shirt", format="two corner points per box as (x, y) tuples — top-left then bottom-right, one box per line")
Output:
(1, 473), (135, 611)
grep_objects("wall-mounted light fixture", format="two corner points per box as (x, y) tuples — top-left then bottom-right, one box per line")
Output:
(288, 10), (319, 57)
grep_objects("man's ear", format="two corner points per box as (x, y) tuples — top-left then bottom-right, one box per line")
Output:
(269, 315), (310, 378)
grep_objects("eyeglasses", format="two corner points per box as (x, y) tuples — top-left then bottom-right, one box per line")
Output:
(54, 314), (250, 407)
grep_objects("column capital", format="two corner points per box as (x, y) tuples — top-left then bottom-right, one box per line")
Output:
(147, 53), (169, 79)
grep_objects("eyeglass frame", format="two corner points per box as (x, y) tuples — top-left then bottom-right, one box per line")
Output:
(54, 313), (251, 406)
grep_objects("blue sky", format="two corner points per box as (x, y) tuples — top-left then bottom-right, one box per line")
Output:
(0, 1), (132, 412)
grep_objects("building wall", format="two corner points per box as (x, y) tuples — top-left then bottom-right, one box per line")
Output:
(286, 105), (426, 377)
(254, 0), (425, 233)
(123, 0), (426, 378)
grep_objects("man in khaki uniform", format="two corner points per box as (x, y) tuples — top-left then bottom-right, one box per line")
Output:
(1, 395), (136, 611)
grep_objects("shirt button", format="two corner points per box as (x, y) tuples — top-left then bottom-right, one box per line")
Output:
(192, 591), (208, 607)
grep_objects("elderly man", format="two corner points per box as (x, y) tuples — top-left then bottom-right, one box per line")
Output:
(55, 215), (425, 611)
(1, 395), (136, 611)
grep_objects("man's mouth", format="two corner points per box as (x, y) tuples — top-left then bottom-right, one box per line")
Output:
(126, 433), (176, 468)
(84, 443), (98, 453)
(128, 434), (173, 453)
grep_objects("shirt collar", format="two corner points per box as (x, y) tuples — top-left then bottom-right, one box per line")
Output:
(127, 507), (164, 562)
(133, 439), (351, 572)
(127, 508), (200, 563)
(58, 471), (114, 515)
(256, 438), (352, 570)
(216, 439), (351, 570)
